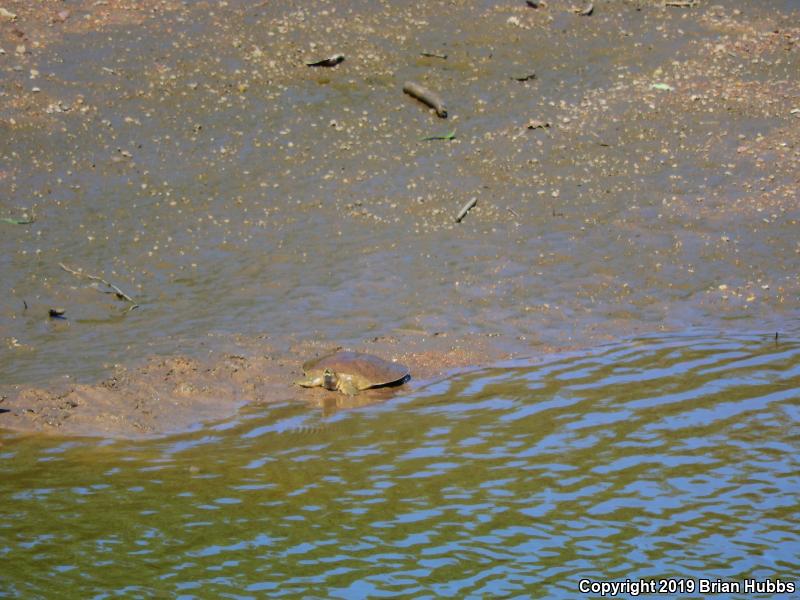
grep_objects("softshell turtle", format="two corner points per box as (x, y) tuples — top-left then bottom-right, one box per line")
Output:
(295, 351), (410, 396)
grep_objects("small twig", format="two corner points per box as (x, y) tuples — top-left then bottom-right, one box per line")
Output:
(59, 262), (139, 309)
(455, 197), (478, 223)
(506, 206), (520, 219)
(420, 52), (448, 60)
(664, 0), (697, 6)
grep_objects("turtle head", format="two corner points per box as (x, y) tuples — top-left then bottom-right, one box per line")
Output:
(322, 368), (339, 391)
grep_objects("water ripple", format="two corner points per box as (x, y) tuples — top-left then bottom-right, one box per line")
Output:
(0, 334), (798, 597)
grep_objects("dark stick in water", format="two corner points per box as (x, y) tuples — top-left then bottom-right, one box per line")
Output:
(306, 54), (345, 67)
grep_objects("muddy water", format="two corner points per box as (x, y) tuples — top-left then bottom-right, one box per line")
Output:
(1, 0), (799, 590)
(2, 0), (799, 388)
(1, 334), (798, 596)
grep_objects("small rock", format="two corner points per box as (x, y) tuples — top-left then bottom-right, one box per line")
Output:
(526, 119), (551, 130)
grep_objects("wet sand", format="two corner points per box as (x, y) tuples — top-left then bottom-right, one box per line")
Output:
(1, 0), (798, 436)
(0, 331), (526, 437)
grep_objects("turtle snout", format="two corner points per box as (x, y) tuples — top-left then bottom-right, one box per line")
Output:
(322, 369), (338, 391)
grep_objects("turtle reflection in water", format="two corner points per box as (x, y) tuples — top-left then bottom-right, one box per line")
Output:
(295, 351), (410, 396)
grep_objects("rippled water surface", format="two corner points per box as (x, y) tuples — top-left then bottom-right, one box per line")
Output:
(1, 333), (798, 597)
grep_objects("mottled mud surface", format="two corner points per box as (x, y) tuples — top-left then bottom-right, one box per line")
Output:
(0, 332), (507, 437)
(1, 0), (798, 436)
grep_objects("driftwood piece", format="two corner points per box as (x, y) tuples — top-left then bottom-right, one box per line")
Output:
(403, 81), (447, 118)
(455, 197), (478, 223)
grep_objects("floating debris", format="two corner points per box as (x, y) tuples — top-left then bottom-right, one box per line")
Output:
(526, 0), (540, 7)
(48, 308), (66, 319)
(403, 81), (447, 118)
(421, 129), (456, 141)
(59, 262), (139, 311)
(664, 0), (698, 6)
(1, 210), (35, 225)
(306, 54), (345, 67)
(0, 8), (17, 20)
(420, 51), (448, 59)
(651, 82), (674, 91)
(455, 197), (478, 223)
(512, 72), (537, 82)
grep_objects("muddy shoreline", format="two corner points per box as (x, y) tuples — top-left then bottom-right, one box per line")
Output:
(2, 0), (798, 437)
(0, 332), (541, 437)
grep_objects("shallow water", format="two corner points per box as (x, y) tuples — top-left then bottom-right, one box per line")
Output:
(2, 0), (799, 385)
(2, 333), (798, 597)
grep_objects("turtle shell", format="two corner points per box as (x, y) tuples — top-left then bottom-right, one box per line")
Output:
(302, 351), (409, 390)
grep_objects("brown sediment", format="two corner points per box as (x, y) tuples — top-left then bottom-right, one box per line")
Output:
(0, 0), (183, 42)
(0, 332), (527, 438)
